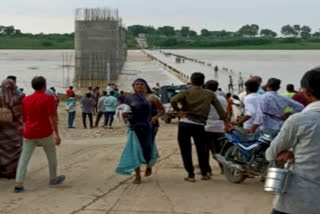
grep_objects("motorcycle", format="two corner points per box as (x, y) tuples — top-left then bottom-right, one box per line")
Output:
(214, 127), (278, 183)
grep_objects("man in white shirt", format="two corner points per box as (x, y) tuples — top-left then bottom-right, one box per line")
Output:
(204, 80), (228, 175)
(238, 91), (247, 104)
(266, 68), (320, 214)
(234, 80), (261, 131)
(95, 91), (107, 127)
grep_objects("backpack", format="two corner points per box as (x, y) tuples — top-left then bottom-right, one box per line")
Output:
(0, 96), (13, 125)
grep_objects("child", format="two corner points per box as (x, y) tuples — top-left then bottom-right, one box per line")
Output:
(66, 93), (77, 128)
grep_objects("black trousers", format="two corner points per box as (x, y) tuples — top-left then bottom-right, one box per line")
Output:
(82, 113), (93, 128)
(204, 132), (224, 174)
(271, 209), (290, 214)
(178, 122), (207, 177)
(95, 111), (105, 127)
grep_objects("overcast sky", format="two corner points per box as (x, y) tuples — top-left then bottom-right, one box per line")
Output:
(1, 0), (320, 34)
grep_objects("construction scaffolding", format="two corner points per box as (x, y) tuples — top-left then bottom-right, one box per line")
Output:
(62, 52), (74, 88)
(74, 7), (127, 88)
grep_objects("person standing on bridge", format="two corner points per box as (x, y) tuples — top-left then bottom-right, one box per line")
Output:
(228, 75), (234, 92)
(14, 76), (65, 193)
(80, 93), (94, 129)
(171, 72), (230, 182)
(266, 68), (320, 214)
(104, 91), (118, 129)
(95, 91), (107, 127)
(116, 79), (159, 184)
(238, 73), (244, 93)
(203, 80), (228, 175)
(249, 78), (304, 134)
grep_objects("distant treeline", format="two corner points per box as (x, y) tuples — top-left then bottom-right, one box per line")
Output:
(0, 26), (74, 49)
(127, 24), (320, 49)
(1, 24), (320, 49)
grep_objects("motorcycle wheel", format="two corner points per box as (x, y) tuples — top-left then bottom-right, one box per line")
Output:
(224, 145), (247, 184)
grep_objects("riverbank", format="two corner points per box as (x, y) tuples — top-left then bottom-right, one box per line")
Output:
(161, 41), (320, 50)
(2, 36), (320, 50)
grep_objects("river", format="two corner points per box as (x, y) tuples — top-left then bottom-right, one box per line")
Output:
(1, 49), (319, 94)
(165, 49), (320, 91)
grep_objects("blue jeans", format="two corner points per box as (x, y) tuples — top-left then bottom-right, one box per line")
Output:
(104, 112), (115, 126)
(68, 111), (76, 128)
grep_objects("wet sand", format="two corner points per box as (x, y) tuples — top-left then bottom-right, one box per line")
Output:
(0, 50), (272, 214)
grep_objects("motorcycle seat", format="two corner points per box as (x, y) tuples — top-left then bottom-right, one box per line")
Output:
(231, 127), (258, 142)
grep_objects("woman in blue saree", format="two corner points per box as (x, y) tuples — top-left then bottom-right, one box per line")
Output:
(118, 78), (164, 184)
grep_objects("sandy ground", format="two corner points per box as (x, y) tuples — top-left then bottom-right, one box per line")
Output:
(0, 50), (273, 214)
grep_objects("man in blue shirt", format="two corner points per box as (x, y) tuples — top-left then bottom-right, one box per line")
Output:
(251, 76), (265, 95)
(250, 78), (304, 133)
(104, 91), (118, 128)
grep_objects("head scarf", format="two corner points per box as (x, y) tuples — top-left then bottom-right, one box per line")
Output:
(1, 79), (20, 108)
(132, 78), (153, 94)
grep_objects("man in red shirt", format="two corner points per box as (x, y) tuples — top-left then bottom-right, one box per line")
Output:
(292, 90), (309, 107)
(66, 86), (74, 98)
(14, 76), (65, 193)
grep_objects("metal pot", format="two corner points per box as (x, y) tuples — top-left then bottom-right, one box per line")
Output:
(264, 162), (291, 194)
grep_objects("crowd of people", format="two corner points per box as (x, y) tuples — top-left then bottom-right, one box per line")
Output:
(65, 84), (126, 129)
(1, 66), (320, 214)
(168, 70), (320, 214)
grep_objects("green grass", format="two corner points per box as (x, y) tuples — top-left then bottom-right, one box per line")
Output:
(1, 36), (320, 50)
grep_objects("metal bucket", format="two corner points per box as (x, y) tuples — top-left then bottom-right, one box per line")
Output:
(264, 163), (291, 194)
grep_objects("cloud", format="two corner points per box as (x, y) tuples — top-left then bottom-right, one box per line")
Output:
(1, 0), (319, 33)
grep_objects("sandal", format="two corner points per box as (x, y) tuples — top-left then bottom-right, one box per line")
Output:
(145, 167), (152, 177)
(133, 176), (141, 184)
(184, 177), (196, 183)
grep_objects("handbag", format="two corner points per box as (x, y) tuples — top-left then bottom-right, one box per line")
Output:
(0, 95), (13, 125)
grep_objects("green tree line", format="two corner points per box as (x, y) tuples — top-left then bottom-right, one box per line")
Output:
(127, 24), (320, 38)
(127, 24), (320, 48)
(1, 24), (320, 49)
(0, 25), (74, 49)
